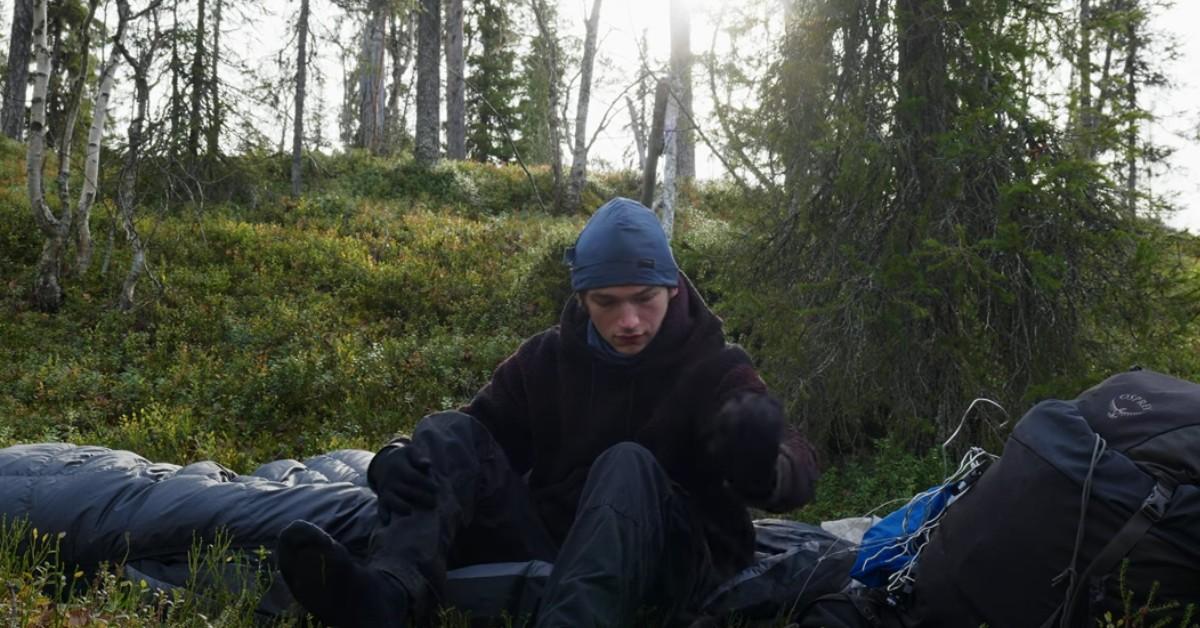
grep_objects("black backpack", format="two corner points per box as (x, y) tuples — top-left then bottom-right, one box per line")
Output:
(909, 368), (1200, 627)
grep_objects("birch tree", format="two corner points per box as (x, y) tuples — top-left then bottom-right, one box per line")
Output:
(564, 0), (601, 214)
(415, 0), (440, 164)
(656, 74), (680, 239)
(27, 0), (128, 312)
(386, 5), (416, 150)
(27, 0), (60, 311)
(444, 0), (465, 159)
(1, 0), (34, 139)
(114, 0), (166, 311)
(65, 0), (102, 273)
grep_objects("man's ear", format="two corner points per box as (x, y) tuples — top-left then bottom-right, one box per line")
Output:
(669, 287), (679, 299)
(576, 291), (588, 311)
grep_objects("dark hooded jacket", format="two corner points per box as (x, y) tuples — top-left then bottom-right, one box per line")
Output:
(461, 274), (818, 580)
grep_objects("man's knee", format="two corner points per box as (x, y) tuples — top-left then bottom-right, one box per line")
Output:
(414, 411), (486, 441)
(593, 441), (657, 470)
(410, 411), (496, 464)
(586, 442), (670, 493)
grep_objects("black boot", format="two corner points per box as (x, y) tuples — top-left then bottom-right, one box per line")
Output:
(278, 520), (416, 627)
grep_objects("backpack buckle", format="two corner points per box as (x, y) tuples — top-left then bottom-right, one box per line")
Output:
(1140, 482), (1173, 523)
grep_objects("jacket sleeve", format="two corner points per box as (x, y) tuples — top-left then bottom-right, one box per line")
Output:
(458, 335), (540, 474)
(761, 427), (819, 512)
(716, 363), (820, 513)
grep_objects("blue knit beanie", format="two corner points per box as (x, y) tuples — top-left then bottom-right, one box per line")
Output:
(564, 197), (679, 291)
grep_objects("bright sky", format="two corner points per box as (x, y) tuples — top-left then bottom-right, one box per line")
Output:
(1149, 1), (1200, 233)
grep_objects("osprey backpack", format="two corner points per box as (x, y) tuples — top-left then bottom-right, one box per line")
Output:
(908, 368), (1200, 627)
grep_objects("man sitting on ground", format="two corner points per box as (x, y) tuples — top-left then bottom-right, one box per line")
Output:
(277, 197), (820, 627)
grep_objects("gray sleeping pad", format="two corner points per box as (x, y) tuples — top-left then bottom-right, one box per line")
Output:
(0, 443), (852, 622)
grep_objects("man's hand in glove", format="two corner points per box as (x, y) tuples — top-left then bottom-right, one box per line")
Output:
(367, 439), (438, 518)
(708, 393), (785, 500)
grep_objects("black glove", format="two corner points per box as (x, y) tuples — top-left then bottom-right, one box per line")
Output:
(368, 439), (438, 518)
(708, 393), (785, 499)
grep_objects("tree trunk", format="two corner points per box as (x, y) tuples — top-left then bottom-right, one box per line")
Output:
(291, 0), (310, 196)
(1123, 5), (1138, 216)
(359, 0), (387, 154)
(118, 72), (148, 312)
(206, 0), (222, 158)
(444, 0), (465, 159)
(656, 75), (679, 239)
(170, 0), (181, 158)
(626, 96), (645, 171)
(114, 0), (157, 311)
(77, 0), (139, 276)
(56, 0), (99, 235)
(188, 0), (206, 162)
(74, 52), (119, 276)
(895, 0), (948, 219)
(386, 8), (415, 149)
(28, 0), (64, 312)
(415, 0), (441, 165)
(2, 0), (34, 139)
(640, 79), (668, 208)
(1075, 0), (1092, 158)
(668, 0), (693, 180)
(564, 0), (601, 213)
(530, 0), (563, 210)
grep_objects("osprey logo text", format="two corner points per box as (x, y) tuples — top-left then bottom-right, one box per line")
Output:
(1107, 393), (1152, 419)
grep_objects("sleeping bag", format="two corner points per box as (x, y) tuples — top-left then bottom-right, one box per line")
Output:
(0, 442), (853, 622)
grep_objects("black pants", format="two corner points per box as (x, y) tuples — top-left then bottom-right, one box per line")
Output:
(369, 411), (719, 627)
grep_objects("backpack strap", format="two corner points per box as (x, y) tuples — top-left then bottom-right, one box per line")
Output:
(1050, 480), (1176, 628)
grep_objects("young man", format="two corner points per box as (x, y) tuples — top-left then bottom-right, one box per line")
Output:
(277, 197), (819, 627)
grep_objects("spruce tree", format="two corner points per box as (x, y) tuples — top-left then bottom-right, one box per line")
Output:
(465, 0), (520, 163)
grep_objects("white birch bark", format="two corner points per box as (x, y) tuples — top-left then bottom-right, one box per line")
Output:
(27, 0), (64, 311)
(386, 9), (416, 148)
(656, 76), (680, 240)
(75, 55), (120, 275)
(27, 0), (52, 234)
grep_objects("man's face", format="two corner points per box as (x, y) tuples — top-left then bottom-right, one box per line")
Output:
(581, 284), (679, 355)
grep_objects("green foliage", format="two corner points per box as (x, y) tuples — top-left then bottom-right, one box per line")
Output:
(0, 517), (282, 627)
(712, 0), (1200, 457)
(467, 0), (522, 164)
(0, 148), (590, 466)
(514, 1), (564, 166)
(790, 436), (945, 524)
(1095, 561), (1199, 628)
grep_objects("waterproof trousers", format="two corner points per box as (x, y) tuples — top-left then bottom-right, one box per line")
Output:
(368, 411), (720, 627)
